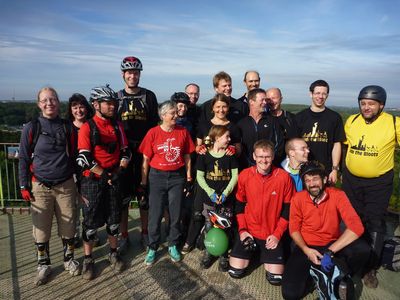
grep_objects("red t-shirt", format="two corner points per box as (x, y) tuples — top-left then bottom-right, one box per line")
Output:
(236, 166), (294, 240)
(138, 125), (195, 171)
(289, 187), (364, 246)
(78, 115), (128, 169)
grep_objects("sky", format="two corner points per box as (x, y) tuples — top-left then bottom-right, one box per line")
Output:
(0, 0), (399, 107)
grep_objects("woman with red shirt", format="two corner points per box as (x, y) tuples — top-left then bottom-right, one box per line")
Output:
(139, 100), (195, 265)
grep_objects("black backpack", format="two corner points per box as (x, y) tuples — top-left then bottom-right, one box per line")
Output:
(87, 118), (121, 154)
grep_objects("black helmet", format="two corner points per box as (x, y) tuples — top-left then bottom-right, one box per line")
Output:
(358, 85), (386, 105)
(90, 84), (117, 102)
(299, 160), (326, 181)
(121, 56), (143, 71)
(170, 92), (190, 105)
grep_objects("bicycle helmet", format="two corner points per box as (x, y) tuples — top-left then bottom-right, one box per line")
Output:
(90, 84), (118, 103)
(358, 85), (386, 105)
(120, 56), (143, 71)
(208, 210), (231, 229)
(299, 160), (326, 181)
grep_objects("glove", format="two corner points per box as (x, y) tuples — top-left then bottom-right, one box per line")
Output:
(219, 193), (227, 203)
(321, 250), (334, 273)
(21, 188), (33, 202)
(210, 192), (218, 203)
(226, 145), (236, 156)
(183, 180), (194, 196)
(136, 184), (149, 210)
(241, 236), (257, 252)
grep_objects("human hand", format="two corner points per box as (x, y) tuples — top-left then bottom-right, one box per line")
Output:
(304, 247), (323, 265)
(196, 144), (207, 155)
(210, 192), (219, 203)
(321, 251), (334, 273)
(265, 235), (279, 249)
(225, 145), (236, 156)
(21, 188), (34, 202)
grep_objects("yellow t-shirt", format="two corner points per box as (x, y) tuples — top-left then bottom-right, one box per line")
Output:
(344, 112), (400, 178)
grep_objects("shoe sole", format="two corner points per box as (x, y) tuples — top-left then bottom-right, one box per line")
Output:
(145, 260), (155, 266)
(170, 257), (181, 263)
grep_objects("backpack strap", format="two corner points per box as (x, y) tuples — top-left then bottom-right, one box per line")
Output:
(29, 118), (41, 159)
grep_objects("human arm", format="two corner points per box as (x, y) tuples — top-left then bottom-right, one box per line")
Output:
(221, 168), (238, 198)
(141, 155), (150, 186)
(328, 141), (341, 184)
(326, 228), (360, 254)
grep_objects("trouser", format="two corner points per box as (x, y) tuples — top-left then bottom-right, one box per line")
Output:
(31, 177), (77, 242)
(342, 168), (393, 268)
(148, 167), (185, 249)
(281, 239), (370, 300)
(185, 185), (205, 246)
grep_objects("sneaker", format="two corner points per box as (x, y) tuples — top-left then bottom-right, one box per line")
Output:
(218, 256), (229, 272)
(181, 243), (194, 255)
(64, 258), (81, 276)
(34, 264), (51, 286)
(108, 252), (125, 273)
(363, 269), (378, 289)
(117, 236), (130, 255)
(82, 257), (95, 280)
(200, 250), (214, 269)
(168, 245), (182, 262)
(145, 248), (156, 266)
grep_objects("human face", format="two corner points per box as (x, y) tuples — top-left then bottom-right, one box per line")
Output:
(290, 141), (309, 164)
(215, 79), (232, 97)
(215, 131), (231, 149)
(359, 99), (383, 122)
(250, 92), (267, 114)
(266, 89), (282, 112)
(244, 72), (260, 92)
(185, 85), (200, 105)
(94, 100), (117, 118)
(123, 69), (141, 89)
(162, 108), (178, 127)
(71, 102), (88, 122)
(212, 100), (229, 120)
(253, 147), (274, 175)
(303, 174), (325, 198)
(310, 86), (329, 109)
(38, 89), (60, 119)
(177, 102), (188, 117)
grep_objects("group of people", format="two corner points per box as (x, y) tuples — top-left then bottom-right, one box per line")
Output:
(18, 55), (399, 299)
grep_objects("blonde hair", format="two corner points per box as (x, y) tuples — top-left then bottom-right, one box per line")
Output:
(37, 86), (59, 103)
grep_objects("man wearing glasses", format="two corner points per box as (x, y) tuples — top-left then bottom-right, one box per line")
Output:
(228, 139), (294, 285)
(295, 80), (345, 184)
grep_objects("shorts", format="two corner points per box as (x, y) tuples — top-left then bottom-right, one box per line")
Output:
(230, 235), (284, 264)
(80, 176), (121, 229)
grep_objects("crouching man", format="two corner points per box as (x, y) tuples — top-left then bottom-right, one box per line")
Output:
(228, 139), (294, 285)
(282, 161), (370, 300)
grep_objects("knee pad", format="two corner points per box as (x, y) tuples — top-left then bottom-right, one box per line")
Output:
(228, 266), (246, 279)
(193, 211), (203, 222)
(82, 228), (98, 242)
(266, 271), (282, 286)
(106, 223), (120, 237)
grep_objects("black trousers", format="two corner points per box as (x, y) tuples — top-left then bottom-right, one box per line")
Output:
(281, 239), (370, 300)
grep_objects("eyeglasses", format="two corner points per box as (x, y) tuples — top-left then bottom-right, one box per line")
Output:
(39, 97), (58, 104)
(313, 92), (328, 97)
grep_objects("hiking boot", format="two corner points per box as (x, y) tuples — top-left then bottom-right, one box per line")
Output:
(82, 257), (95, 280)
(218, 256), (229, 272)
(363, 269), (378, 289)
(117, 236), (130, 255)
(108, 252), (125, 273)
(200, 250), (214, 269)
(168, 245), (182, 262)
(64, 258), (81, 276)
(34, 264), (51, 286)
(145, 248), (156, 266)
(181, 243), (194, 255)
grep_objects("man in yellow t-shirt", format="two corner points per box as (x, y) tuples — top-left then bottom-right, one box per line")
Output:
(342, 85), (400, 289)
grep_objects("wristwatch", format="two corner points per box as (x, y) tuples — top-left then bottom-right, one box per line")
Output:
(332, 166), (340, 171)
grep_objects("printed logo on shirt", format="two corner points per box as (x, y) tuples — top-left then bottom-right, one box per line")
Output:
(302, 122), (328, 143)
(206, 160), (232, 181)
(271, 191), (277, 195)
(349, 135), (378, 157)
(156, 138), (181, 162)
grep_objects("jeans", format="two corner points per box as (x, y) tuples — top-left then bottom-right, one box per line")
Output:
(148, 167), (185, 249)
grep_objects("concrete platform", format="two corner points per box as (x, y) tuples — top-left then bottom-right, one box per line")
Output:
(1, 210), (399, 300)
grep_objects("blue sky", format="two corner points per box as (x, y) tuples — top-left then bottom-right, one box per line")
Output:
(0, 0), (399, 107)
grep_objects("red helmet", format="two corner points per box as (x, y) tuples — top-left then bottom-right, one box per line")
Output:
(121, 56), (143, 71)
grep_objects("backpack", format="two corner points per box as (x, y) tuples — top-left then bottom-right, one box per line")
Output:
(381, 236), (400, 271)
(29, 117), (75, 159)
(87, 118), (122, 154)
(309, 259), (354, 300)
